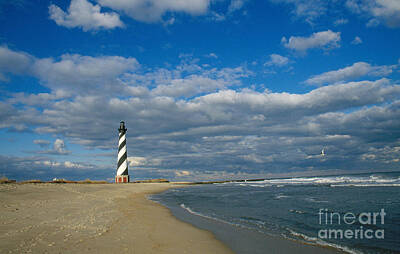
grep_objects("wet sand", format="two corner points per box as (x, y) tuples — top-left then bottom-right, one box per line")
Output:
(0, 183), (233, 254)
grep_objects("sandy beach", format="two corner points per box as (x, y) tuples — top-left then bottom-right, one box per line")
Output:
(0, 183), (233, 254)
(0, 183), (346, 254)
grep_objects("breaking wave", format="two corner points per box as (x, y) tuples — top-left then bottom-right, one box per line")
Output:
(232, 174), (400, 187)
(286, 229), (362, 254)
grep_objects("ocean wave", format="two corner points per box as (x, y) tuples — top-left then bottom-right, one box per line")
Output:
(286, 228), (362, 254)
(289, 209), (305, 214)
(234, 174), (400, 187)
(238, 216), (267, 227)
(237, 183), (272, 187)
(180, 203), (207, 218)
(179, 204), (270, 233)
(304, 197), (329, 203)
(249, 184), (270, 188)
(179, 203), (239, 227)
(331, 183), (400, 187)
(274, 194), (289, 199)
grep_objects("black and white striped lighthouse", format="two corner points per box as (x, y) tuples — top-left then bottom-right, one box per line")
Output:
(115, 121), (130, 183)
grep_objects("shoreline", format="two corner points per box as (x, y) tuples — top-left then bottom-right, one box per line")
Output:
(0, 183), (233, 253)
(152, 186), (346, 254)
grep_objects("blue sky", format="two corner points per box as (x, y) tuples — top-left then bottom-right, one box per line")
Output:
(0, 0), (400, 181)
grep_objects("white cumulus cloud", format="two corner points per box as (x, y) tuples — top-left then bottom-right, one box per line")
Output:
(264, 54), (290, 67)
(128, 156), (162, 167)
(35, 139), (71, 155)
(53, 139), (69, 154)
(96, 0), (210, 23)
(0, 46), (34, 79)
(228, 0), (248, 14)
(175, 170), (191, 177)
(305, 62), (397, 86)
(352, 36), (363, 45)
(346, 0), (400, 28)
(281, 30), (341, 53)
(151, 76), (226, 98)
(49, 0), (124, 31)
(269, 0), (328, 24)
(30, 53), (139, 93)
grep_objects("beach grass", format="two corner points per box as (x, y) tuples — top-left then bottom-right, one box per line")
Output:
(0, 176), (16, 184)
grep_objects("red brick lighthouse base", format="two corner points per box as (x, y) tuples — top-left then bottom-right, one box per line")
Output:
(115, 175), (129, 183)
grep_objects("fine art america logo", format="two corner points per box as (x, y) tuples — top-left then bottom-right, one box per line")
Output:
(318, 208), (385, 240)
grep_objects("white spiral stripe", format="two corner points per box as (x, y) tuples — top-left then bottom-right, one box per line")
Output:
(117, 160), (127, 176)
(118, 145), (126, 161)
(118, 134), (126, 146)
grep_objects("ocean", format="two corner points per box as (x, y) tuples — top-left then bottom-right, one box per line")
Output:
(150, 172), (400, 254)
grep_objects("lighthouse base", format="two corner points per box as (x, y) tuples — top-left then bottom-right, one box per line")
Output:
(115, 175), (130, 183)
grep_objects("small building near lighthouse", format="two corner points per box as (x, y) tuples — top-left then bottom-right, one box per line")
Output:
(115, 121), (130, 183)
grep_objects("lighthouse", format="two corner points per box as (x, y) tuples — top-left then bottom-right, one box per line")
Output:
(115, 121), (130, 183)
